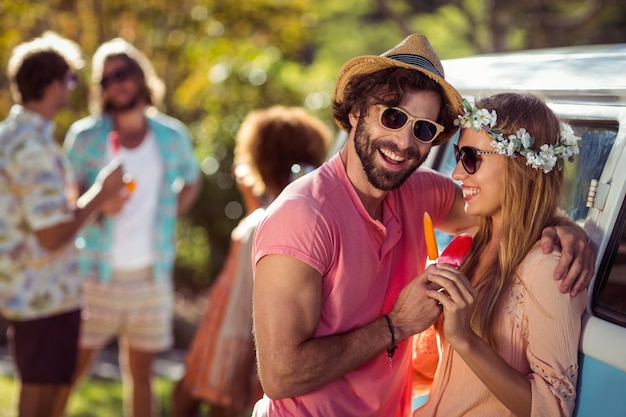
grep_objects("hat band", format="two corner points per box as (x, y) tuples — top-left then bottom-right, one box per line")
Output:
(388, 54), (442, 78)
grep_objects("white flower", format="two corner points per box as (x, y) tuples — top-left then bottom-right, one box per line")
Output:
(540, 143), (554, 157)
(559, 123), (578, 146)
(516, 128), (532, 149)
(473, 108), (496, 130)
(506, 140), (517, 156)
(455, 113), (471, 128)
(536, 144), (557, 172)
(491, 136), (509, 155)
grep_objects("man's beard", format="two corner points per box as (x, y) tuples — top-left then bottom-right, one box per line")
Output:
(353, 118), (428, 191)
(107, 93), (140, 112)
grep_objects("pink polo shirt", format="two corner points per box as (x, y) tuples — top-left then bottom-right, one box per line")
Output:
(253, 153), (456, 417)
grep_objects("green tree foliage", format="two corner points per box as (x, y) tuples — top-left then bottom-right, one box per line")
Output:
(1, 0), (624, 289)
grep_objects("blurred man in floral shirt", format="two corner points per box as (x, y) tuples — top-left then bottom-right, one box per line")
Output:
(0, 32), (125, 417)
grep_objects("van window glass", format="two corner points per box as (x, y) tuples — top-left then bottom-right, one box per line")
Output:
(594, 195), (626, 327)
(561, 123), (616, 221)
(560, 121), (626, 327)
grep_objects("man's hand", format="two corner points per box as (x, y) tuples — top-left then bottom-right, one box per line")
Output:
(96, 158), (126, 198)
(541, 224), (596, 296)
(389, 265), (443, 341)
(101, 192), (130, 216)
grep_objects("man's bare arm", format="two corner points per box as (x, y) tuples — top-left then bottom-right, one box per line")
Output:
(253, 255), (442, 399)
(35, 161), (125, 251)
(177, 180), (201, 216)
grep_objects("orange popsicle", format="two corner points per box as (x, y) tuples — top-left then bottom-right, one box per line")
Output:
(123, 173), (136, 192)
(423, 212), (439, 261)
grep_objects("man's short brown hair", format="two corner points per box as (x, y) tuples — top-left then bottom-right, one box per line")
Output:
(7, 31), (83, 103)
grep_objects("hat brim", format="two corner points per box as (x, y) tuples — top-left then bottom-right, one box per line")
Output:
(333, 55), (463, 145)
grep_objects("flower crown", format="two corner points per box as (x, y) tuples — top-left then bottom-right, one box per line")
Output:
(454, 99), (581, 173)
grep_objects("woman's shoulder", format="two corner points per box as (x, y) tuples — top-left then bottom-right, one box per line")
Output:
(517, 243), (561, 288)
(516, 241), (588, 316)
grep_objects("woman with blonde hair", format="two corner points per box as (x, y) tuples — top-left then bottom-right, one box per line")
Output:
(413, 93), (587, 417)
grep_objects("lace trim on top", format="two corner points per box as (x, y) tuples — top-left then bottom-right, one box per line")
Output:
(504, 277), (528, 338)
(530, 361), (579, 400)
(504, 277), (578, 401)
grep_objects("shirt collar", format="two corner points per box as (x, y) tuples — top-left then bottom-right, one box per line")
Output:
(11, 104), (56, 139)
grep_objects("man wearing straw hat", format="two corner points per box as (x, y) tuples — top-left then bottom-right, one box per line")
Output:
(251, 34), (594, 416)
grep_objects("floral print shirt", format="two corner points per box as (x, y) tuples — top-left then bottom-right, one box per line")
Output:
(0, 105), (81, 320)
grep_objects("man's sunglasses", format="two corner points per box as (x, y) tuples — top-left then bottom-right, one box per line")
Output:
(65, 72), (78, 91)
(453, 143), (499, 175)
(100, 67), (132, 89)
(377, 105), (444, 144)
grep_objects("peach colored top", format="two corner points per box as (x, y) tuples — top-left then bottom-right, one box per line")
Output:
(413, 247), (587, 417)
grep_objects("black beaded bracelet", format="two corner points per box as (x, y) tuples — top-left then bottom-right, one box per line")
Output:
(383, 314), (398, 368)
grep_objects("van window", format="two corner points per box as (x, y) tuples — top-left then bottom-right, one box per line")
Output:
(561, 122), (617, 222)
(594, 194), (626, 327)
(557, 121), (626, 327)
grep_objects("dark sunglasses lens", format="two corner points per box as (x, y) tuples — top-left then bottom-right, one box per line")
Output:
(461, 147), (477, 174)
(381, 108), (408, 130)
(454, 145), (477, 174)
(413, 120), (437, 142)
(100, 68), (130, 88)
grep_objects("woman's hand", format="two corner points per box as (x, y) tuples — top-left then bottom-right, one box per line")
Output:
(426, 264), (476, 348)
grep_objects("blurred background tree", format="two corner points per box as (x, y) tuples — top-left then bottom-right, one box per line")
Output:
(0, 0), (624, 292)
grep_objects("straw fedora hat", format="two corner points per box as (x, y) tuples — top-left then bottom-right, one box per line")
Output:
(333, 34), (462, 145)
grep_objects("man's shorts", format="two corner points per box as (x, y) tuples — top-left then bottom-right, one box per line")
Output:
(80, 266), (173, 352)
(7, 308), (81, 384)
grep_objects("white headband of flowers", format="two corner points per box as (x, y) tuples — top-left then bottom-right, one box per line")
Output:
(454, 99), (581, 173)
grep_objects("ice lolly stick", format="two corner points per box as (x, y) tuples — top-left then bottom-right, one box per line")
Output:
(423, 211), (439, 261)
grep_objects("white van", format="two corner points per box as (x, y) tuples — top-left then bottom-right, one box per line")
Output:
(428, 43), (626, 417)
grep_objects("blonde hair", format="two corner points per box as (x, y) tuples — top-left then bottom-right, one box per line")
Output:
(234, 106), (332, 198)
(460, 93), (564, 347)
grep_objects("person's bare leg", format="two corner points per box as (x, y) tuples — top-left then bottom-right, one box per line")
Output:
(71, 346), (99, 386)
(49, 384), (71, 417)
(119, 341), (156, 417)
(172, 378), (202, 417)
(19, 383), (66, 417)
(18, 383), (41, 417)
(49, 347), (98, 417)
(209, 404), (241, 417)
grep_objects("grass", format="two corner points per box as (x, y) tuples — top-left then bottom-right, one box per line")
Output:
(0, 374), (175, 417)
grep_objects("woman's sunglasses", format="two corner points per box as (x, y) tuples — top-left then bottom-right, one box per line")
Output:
(377, 105), (444, 144)
(453, 143), (499, 174)
(100, 67), (132, 89)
